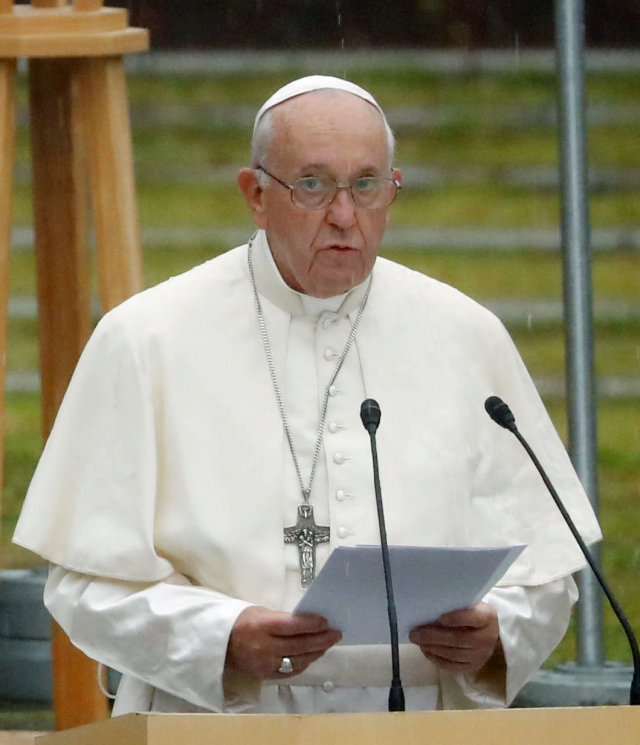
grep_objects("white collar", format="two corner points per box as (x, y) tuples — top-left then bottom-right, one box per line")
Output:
(247, 230), (371, 318)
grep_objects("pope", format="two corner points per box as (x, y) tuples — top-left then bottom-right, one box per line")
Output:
(14, 76), (601, 714)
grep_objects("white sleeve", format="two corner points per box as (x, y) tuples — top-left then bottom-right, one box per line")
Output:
(44, 565), (255, 712)
(439, 576), (579, 709)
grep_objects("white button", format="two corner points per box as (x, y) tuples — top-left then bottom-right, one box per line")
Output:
(329, 385), (338, 396)
(322, 681), (335, 693)
(324, 349), (334, 361)
(328, 422), (339, 433)
(333, 453), (344, 465)
(336, 490), (346, 501)
(337, 527), (349, 539)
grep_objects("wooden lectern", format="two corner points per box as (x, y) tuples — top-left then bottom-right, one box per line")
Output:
(0, 0), (148, 731)
(34, 708), (640, 745)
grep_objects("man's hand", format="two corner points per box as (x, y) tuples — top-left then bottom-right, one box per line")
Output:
(225, 606), (342, 680)
(409, 602), (501, 676)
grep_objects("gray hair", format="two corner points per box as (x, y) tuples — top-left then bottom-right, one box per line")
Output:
(251, 93), (396, 187)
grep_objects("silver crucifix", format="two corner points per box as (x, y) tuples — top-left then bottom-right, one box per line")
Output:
(284, 503), (330, 588)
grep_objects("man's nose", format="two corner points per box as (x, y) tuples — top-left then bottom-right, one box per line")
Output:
(326, 187), (357, 228)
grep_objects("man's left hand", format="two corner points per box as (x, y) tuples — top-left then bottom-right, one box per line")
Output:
(409, 602), (501, 676)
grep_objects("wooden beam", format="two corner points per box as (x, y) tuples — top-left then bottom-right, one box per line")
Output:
(31, 0), (68, 9)
(77, 56), (144, 312)
(30, 58), (92, 432)
(74, 0), (103, 11)
(29, 57), (108, 730)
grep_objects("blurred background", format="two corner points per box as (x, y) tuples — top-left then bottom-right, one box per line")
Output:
(1, 0), (639, 726)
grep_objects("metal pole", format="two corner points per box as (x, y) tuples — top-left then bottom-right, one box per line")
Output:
(554, 0), (604, 667)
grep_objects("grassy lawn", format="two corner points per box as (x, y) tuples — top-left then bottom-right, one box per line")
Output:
(118, 71), (640, 109)
(546, 399), (640, 665)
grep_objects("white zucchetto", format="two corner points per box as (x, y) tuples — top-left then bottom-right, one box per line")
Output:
(253, 75), (383, 133)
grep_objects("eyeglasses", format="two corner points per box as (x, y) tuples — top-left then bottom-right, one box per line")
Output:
(256, 166), (401, 210)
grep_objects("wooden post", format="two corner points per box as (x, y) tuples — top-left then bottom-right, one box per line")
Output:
(0, 58), (16, 545)
(77, 56), (144, 312)
(30, 59), (92, 432)
(29, 57), (107, 729)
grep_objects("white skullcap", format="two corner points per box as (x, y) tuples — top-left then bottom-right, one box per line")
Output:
(253, 75), (383, 134)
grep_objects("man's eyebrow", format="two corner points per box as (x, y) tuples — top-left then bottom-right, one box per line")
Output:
(296, 163), (384, 176)
(297, 163), (331, 174)
(355, 165), (385, 175)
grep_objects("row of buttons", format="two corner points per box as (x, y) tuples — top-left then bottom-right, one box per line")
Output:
(323, 317), (353, 541)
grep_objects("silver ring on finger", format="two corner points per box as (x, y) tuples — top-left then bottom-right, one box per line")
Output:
(278, 656), (294, 675)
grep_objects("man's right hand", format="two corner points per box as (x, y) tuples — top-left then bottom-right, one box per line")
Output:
(225, 606), (342, 680)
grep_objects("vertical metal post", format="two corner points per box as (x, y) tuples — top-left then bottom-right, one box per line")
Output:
(555, 0), (604, 667)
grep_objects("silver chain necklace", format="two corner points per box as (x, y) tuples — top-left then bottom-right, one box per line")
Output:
(247, 236), (372, 586)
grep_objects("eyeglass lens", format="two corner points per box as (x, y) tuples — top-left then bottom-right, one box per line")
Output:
(291, 176), (397, 210)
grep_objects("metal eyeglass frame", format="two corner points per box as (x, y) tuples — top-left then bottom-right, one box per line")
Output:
(256, 165), (401, 210)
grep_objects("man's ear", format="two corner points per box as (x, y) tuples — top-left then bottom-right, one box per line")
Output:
(386, 168), (403, 226)
(237, 168), (268, 229)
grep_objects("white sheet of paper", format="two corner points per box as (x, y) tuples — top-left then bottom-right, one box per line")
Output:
(294, 544), (526, 645)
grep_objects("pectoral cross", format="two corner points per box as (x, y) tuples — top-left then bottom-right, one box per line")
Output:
(284, 503), (330, 588)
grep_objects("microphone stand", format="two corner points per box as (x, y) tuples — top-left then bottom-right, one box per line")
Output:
(361, 399), (405, 712)
(485, 396), (640, 705)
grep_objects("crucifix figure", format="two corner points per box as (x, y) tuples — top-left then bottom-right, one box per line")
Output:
(284, 503), (330, 588)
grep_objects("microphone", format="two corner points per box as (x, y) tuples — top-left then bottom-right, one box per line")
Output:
(360, 398), (381, 433)
(485, 395), (640, 706)
(360, 398), (405, 712)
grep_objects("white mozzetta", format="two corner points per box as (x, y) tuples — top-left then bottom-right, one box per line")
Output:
(16, 230), (600, 713)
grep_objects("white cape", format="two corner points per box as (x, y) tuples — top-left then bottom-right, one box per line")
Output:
(15, 232), (600, 595)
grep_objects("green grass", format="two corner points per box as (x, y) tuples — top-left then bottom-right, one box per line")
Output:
(383, 251), (640, 301)
(506, 327), (640, 379)
(1, 391), (43, 568)
(118, 71), (640, 109)
(545, 399), (640, 665)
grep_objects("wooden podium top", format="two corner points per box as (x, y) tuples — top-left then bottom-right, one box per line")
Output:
(36, 707), (640, 745)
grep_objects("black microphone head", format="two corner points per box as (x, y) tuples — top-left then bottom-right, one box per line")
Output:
(360, 399), (381, 433)
(485, 396), (518, 432)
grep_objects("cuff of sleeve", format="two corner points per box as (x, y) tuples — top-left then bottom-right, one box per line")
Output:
(438, 656), (508, 710)
(450, 578), (577, 709)
(439, 578), (576, 710)
(166, 595), (256, 712)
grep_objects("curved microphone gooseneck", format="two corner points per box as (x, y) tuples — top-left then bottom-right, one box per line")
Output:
(485, 395), (640, 706)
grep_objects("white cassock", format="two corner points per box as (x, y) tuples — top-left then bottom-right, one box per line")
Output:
(14, 229), (601, 714)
